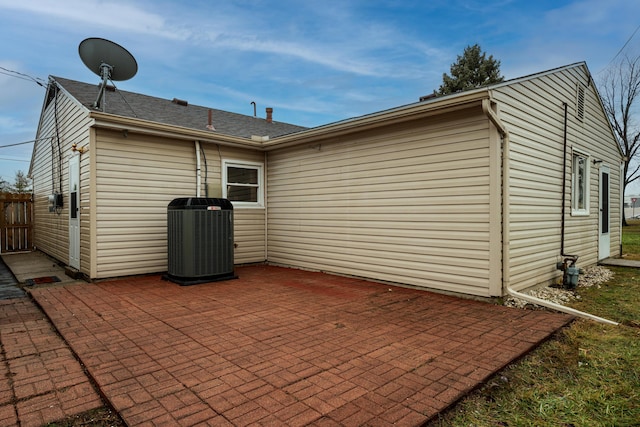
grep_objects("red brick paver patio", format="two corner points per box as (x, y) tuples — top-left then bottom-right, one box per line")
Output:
(0, 299), (103, 427)
(29, 265), (572, 426)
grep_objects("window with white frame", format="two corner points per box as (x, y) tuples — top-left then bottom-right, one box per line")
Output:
(222, 160), (264, 207)
(572, 152), (589, 215)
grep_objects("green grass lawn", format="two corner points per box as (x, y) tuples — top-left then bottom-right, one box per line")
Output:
(428, 223), (640, 427)
(623, 218), (640, 260)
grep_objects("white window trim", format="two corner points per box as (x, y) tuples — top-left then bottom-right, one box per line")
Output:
(222, 159), (264, 208)
(571, 150), (590, 216)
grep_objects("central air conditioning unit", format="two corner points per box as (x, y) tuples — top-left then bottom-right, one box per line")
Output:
(165, 197), (236, 285)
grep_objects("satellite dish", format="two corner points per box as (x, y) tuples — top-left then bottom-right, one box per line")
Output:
(79, 37), (137, 81)
(78, 38), (138, 110)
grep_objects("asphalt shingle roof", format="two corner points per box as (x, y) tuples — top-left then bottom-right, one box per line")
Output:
(51, 76), (307, 139)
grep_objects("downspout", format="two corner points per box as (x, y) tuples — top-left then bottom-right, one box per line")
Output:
(482, 98), (511, 297)
(482, 98), (618, 326)
(195, 140), (201, 197)
(264, 151), (268, 262)
(506, 289), (618, 325)
(201, 143), (209, 197)
(560, 102), (570, 257)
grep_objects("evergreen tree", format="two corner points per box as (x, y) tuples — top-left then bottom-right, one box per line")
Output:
(437, 44), (504, 95)
(13, 170), (31, 193)
(0, 177), (10, 193)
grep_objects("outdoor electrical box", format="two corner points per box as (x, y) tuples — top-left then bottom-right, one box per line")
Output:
(165, 197), (236, 285)
(48, 193), (63, 212)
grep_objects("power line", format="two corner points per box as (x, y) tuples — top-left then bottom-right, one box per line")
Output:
(598, 23), (640, 74)
(614, 23), (640, 60)
(0, 70), (37, 83)
(0, 157), (30, 162)
(0, 137), (53, 149)
(0, 66), (46, 87)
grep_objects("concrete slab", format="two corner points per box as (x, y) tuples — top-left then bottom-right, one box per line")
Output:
(29, 265), (572, 426)
(599, 258), (640, 268)
(1, 251), (79, 285)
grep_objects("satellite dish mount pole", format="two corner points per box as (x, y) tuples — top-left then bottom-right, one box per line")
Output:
(93, 62), (112, 111)
(79, 38), (138, 111)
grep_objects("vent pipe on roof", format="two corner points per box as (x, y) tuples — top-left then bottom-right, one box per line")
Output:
(251, 101), (256, 117)
(420, 93), (437, 102)
(266, 107), (273, 123)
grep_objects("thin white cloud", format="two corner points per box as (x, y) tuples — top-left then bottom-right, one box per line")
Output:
(0, 0), (444, 79)
(0, 0), (188, 40)
(212, 34), (386, 77)
(178, 2), (445, 79)
(0, 116), (23, 130)
(213, 29), (442, 79)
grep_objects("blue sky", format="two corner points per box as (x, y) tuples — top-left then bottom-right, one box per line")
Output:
(1, 0), (640, 192)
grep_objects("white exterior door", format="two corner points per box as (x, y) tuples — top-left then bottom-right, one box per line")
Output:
(69, 155), (80, 269)
(599, 166), (610, 260)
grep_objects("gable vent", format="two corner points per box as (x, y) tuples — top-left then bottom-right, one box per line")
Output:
(576, 84), (585, 122)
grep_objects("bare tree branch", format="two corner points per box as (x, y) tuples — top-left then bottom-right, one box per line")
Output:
(599, 53), (640, 203)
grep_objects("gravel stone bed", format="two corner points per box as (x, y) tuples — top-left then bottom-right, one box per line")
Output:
(504, 265), (614, 309)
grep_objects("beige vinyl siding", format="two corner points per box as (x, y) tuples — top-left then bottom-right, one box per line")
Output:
(93, 129), (195, 277)
(92, 133), (266, 278)
(234, 209), (266, 263)
(31, 89), (91, 268)
(267, 108), (498, 297)
(218, 146), (266, 264)
(494, 65), (621, 291)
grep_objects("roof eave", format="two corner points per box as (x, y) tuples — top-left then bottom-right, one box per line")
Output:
(88, 111), (262, 149)
(263, 90), (490, 150)
(86, 87), (493, 151)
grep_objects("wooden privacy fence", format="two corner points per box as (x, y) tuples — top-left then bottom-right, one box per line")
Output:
(0, 193), (34, 253)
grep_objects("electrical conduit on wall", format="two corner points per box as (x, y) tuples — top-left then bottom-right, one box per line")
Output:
(481, 98), (618, 326)
(195, 140), (201, 197)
